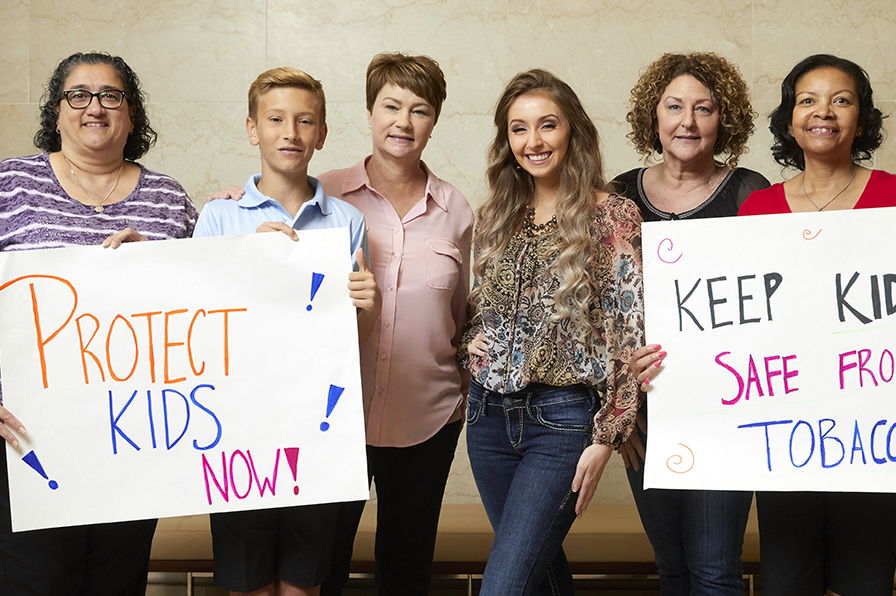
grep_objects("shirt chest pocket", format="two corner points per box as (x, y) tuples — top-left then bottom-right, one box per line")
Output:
(424, 237), (462, 290)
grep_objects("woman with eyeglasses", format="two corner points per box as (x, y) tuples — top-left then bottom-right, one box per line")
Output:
(0, 51), (196, 595)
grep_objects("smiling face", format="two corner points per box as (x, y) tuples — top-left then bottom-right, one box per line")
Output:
(367, 83), (436, 163)
(655, 74), (720, 167)
(57, 63), (135, 158)
(507, 92), (570, 186)
(790, 67), (861, 163)
(247, 86), (327, 179)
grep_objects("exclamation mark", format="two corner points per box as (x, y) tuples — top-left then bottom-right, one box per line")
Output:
(307, 272), (325, 311)
(284, 447), (300, 496)
(22, 451), (58, 490)
(320, 384), (345, 431)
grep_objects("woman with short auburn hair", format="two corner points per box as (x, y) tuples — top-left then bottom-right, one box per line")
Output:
(317, 52), (472, 596)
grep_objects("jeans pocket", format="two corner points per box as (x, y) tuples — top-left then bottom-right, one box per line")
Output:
(466, 382), (486, 426)
(532, 394), (592, 432)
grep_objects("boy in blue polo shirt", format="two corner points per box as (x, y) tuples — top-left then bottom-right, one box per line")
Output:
(194, 67), (380, 596)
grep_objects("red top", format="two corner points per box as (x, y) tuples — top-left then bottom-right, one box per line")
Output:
(739, 169), (896, 215)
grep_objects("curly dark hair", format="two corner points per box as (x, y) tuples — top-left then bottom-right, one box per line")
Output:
(34, 52), (157, 160)
(626, 52), (755, 167)
(769, 54), (885, 170)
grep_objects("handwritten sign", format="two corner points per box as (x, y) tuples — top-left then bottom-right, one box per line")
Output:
(642, 208), (896, 492)
(1, 229), (368, 531)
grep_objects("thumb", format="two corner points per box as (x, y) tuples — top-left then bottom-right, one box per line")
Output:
(355, 248), (371, 272)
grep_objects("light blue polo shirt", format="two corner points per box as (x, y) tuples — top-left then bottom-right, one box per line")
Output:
(194, 174), (367, 267)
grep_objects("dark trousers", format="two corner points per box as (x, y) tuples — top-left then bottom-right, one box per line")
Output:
(322, 419), (461, 596)
(625, 426), (752, 596)
(757, 490), (896, 596)
(0, 447), (157, 595)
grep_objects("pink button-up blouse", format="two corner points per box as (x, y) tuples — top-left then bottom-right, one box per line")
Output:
(318, 158), (473, 447)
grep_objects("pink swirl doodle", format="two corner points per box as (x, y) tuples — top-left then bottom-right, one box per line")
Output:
(666, 443), (695, 474)
(803, 229), (821, 240)
(657, 238), (682, 264)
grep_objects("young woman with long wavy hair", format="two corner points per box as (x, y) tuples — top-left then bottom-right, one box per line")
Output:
(459, 69), (643, 595)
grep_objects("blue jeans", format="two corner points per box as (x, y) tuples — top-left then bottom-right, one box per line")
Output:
(626, 428), (752, 596)
(466, 380), (594, 596)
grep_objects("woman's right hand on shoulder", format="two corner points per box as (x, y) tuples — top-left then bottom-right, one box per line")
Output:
(630, 344), (666, 392)
(0, 404), (25, 448)
(205, 186), (245, 204)
(467, 332), (488, 358)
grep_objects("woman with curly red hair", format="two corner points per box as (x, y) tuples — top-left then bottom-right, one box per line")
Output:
(612, 52), (768, 594)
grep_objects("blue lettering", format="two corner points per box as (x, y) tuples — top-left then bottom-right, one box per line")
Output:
(737, 420), (792, 471)
(888, 422), (896, 463)
(146, 390), (157, 449)
(819, 418), (845, 468)
(850, 421), (867, 464)
(190, 384), (222, 450)
(789, 420), (814, 468)
(109, 389), (140, 454)
(163, 389), (190, 450)
(871, 419), (888, 464)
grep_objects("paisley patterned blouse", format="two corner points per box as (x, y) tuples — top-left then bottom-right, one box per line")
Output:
(459, 194), (644, 447)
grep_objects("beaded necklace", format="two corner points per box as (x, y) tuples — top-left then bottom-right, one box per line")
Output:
(522, 206), (558, 237)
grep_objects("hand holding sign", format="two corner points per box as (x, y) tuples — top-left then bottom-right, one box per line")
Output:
(0, 405), (25, 448)
(629, 344), (666, 392)
(350, 248), (381, 342)
(349, 248), (379, 311)
(101, 227), (149, 249)
(255, 221), (299, 240)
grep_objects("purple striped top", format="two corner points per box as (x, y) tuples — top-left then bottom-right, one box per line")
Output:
(0, 153), (197, 251)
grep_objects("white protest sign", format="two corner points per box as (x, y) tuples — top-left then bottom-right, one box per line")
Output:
(1, 229), (368, 531)
(642, 208), (896, 492)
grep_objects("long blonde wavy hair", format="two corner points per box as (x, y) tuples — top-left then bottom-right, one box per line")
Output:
(471, 69), (609, 320)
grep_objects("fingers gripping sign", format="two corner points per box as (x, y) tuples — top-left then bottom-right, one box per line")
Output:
(102, 227), (148, 249)
(630, 344), (666, 393)
(255, 221), (299, 241)
(0, 404), (26, 448)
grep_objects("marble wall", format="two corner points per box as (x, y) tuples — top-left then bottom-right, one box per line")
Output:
(2, 0), (895, 505)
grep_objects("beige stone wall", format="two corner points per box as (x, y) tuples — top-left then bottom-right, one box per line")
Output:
(2, 0), (895, 505)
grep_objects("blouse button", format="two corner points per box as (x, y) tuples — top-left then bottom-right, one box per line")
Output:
(381, 353), (387, 360)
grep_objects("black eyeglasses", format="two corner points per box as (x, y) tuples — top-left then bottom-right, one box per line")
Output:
(61, 89), (126, 110)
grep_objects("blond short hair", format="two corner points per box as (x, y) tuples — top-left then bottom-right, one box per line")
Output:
(248, 67), (326, 123)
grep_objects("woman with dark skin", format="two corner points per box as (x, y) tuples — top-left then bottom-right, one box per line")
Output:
(739, 53), (896, 596)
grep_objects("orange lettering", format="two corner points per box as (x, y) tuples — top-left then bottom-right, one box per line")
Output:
(188, 309), (207, 376)
(164, 309), (188, 383)
(132, 311), (161, 383)
(208, 308), (247, 376)
(105, 314), (138, 382)
(75, 313), (105, 383)
(0, 275), (78, 389)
